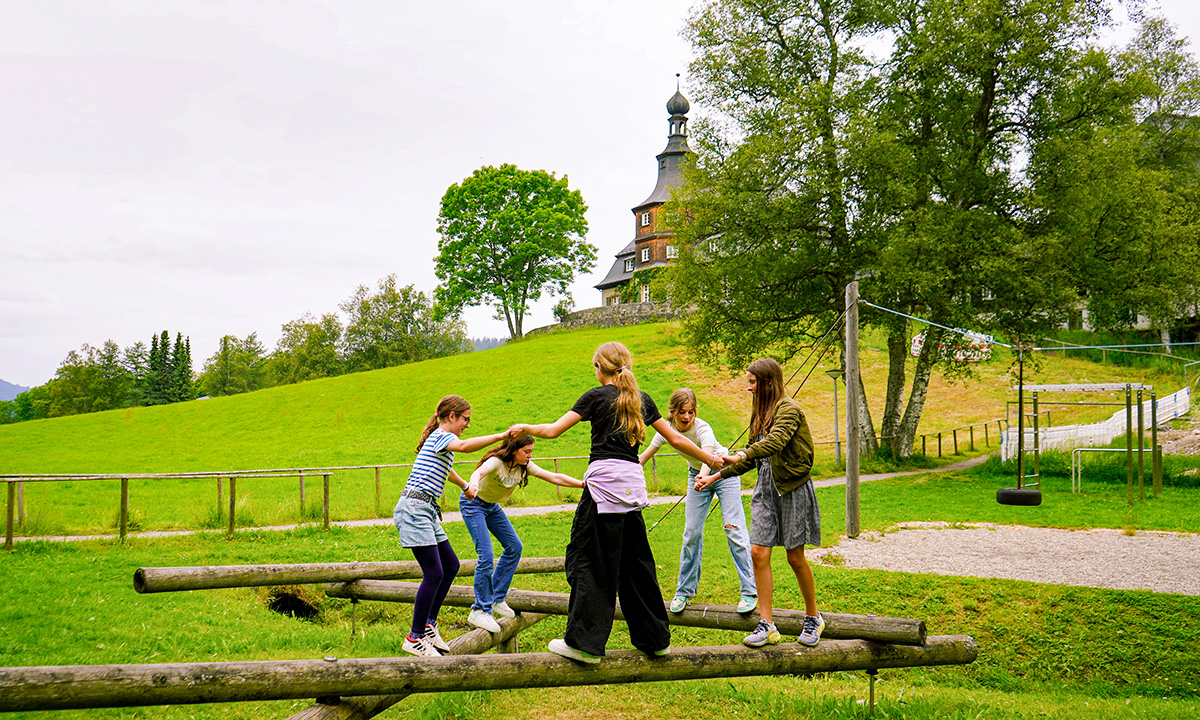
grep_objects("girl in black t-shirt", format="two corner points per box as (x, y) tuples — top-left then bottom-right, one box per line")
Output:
(511, 341), (721, 663)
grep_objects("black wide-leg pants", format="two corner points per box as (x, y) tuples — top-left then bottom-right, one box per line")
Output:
(563, 487), (671, 656)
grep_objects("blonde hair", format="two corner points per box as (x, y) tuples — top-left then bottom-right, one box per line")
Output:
(747, 358), (785, 438)
(593, 341), (645, 446)
(666, 388), (698, 430)
(416, 395), (472, 453)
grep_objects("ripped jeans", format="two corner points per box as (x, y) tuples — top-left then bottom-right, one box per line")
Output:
(676, 466), (756, 599)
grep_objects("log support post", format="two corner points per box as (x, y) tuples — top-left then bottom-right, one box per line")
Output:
(119, 478), (129, 544)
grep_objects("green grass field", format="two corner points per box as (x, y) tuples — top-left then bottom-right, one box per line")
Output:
(1, 321), (1198, 718)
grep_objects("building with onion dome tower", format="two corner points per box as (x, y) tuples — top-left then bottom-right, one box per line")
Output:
(595, 83), (691, 306)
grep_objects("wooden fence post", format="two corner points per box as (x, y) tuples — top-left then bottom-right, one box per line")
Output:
(984, 422), (989, 447)
(216, 478), (224, 521)
(119, 478), (129, 544)
(969, 425), (975, 451)
(16, 482), (23, 526)
(952, 429), (958, 455)
(323, 474), (331, 530)
(374, 467), (382, 513)
(299, 474), (306, 515)
(937, 433), (942, 457)
(1137, 388), (1145, 502)
(1152, 392), (1162, 497)
(228, 478), (236, 539)
(554, 460), (561, 499)
(651, 456), (658, 492)
(5, 482), (13, 551)
(845, 281), (860, 539)
(922, 435), (926, 456)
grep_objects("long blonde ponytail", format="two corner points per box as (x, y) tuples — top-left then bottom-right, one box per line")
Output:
(593, 341), (645, 446)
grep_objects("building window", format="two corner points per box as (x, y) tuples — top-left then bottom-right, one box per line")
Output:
(641, 248), (650, 263)
(624, 259), (634, 273)
(640, 212), (651, 227)
(666, 245), (678, 259)
(641, 284), (651, 302)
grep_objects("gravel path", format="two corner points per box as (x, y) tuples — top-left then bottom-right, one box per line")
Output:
(810, 521), (1200, 596)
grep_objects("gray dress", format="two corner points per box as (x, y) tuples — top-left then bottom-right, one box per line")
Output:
(747, 436), (821, 549)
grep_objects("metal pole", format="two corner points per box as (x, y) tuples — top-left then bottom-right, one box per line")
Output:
(832, 375), (841, 466)
(1032, 393), (1040, 481)
(845, 282), (860, 538)
(1017, 351), (1025, 488)
(1125, 385), (1133, 505)
(1138, 388), (1145, 502)
(1152, 392), (1162, 497)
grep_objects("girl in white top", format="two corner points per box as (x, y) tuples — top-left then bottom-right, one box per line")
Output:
(459, 434), (583, 632)
(639, 388), (757, 615)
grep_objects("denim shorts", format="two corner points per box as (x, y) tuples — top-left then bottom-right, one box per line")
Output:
(394, 496), (447, 548)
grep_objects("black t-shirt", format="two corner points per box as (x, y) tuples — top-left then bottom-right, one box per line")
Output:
(570, 384), (662, 464)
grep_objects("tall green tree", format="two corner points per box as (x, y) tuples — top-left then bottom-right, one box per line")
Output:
(170, 333), (194, 402)
(199, 334), (268, 397)
(340, 275), (469, 372)
(435, 164), (594, 338)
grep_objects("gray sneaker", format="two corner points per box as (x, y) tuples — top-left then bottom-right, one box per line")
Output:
(467, 609), (501, 633)
(493, 600), (517, 618)
(743, 620), (781, 647)
(798, 612), (825, 647)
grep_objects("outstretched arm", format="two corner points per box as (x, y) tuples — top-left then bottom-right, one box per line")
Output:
(530, 465), (584, 489)
(637, 442), (661, 466)
(510, 411), (582, 440)
(446, 430), (507, 454)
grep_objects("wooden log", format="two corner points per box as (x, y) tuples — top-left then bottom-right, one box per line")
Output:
(288, 612), (546, 720)
(0, 635), (977, 712)
(326, 581), (927, 646)
(134, 556), (566, 594)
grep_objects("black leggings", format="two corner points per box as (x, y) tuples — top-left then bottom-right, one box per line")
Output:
(410, 540), (460, 637)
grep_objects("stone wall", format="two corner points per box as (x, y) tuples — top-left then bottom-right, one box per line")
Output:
(525, 302), (678, 336)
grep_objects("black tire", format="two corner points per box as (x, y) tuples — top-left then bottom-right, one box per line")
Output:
(996, 487), (1042, 506)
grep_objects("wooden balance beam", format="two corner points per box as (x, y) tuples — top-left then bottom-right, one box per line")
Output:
(325, 580), (927, 646)
(133, 557), (566, 593)
(0, 635), (977, 712)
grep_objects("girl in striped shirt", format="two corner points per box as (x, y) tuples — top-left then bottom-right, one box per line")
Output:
(395, 394), (510, 657)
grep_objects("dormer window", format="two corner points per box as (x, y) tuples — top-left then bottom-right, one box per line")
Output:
(641, 248), (650, 263)
(624, 259), (634, 273)
(640, 212), (651, 227)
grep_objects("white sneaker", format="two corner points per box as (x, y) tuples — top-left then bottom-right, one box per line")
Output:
(402, 633), (440, 657)
(493, 600), (517, 618)
(467, 608), (501, 633)
(424, 623), (450, 653)
(548, 638), (601, 664)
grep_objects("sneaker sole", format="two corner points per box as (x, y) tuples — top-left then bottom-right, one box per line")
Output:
(548, 640), (602, 664)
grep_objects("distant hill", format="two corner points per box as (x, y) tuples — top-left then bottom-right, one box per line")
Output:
(471, 336), (507, 351)
(0, 378), (29, 401)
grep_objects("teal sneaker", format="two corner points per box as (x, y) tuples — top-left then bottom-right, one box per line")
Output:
(736, 595), (758, 614)
(669, 596), (691, 613)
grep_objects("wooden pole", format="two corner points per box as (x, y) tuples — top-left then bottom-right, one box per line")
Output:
(554, 459), (561, 499)
(119, 478), (129, 544)
(937, 432), (942, 458)
(323, 474), (331, 530)
(1152, 392), (1161, 497)
(984, 422), (989, 447)
(326, 582), (928, 646)
(134, 557), (567, 594)
(288, 613), (547, 720)
(1032, 393), (1040, 481)
(969, 425), (974, 451)
(374, 467), (381, 513)
(216, 478), (223, 522)
(0, 636), (977, 712)
(4, 481), (13, 551)
(845, 281), (860, 539)
(952, 429), (958, 455)
(228, 477), (237, 539)
(16, 481), (23, 526)
(1017, 351), (1025, 488)
(300, 474), (306, 514)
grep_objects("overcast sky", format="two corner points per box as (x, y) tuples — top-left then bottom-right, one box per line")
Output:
(2, 1), (1198, 388)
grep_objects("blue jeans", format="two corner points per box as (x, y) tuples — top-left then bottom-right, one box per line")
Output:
(676, 467), (756, 598)
(459, 495), (523, 613)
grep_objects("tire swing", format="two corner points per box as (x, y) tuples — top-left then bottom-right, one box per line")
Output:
(998, 344), (1042, 507)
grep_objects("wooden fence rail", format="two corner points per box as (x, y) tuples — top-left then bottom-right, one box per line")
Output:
(0, 635), (977, 712)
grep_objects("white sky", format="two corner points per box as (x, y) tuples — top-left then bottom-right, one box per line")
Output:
(1, 0), (1197, 388)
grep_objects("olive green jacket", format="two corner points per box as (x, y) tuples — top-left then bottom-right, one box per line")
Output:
(718, 396), (814, 494)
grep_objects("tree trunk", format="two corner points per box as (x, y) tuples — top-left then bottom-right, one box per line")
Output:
(896, 327), (945, 457)
(854, 367), (879, 456)
(880, 322), (909, 459)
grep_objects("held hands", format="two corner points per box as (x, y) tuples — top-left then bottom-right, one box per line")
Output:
(694, 474), (717, 491)
(464, 481), (479, 500)
(710, 454), (726, 470)
(506, 424), (529, 439)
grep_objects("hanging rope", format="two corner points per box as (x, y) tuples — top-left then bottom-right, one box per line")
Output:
(648, 304), (853, 534)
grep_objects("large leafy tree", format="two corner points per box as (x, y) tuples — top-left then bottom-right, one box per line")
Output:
(199, 334), (269, 397)
(435, 164), (595, 338)
(339, 274), (469, 372)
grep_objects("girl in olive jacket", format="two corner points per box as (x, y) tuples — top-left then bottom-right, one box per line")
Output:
(697, 357), (824, 648)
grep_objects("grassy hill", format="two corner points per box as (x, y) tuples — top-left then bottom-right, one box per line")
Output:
(0, 321), (1187, 535)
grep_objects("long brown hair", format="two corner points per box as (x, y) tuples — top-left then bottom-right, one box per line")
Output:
(475, 433), (535, 488)
(747, 358), (785, 438)
(593, 341), (645, 446)
(416, 395), (472, 453)
(666, 388), (698, 431)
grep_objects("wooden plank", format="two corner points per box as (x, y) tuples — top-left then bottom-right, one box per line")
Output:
(134, 557), (566, 594)
(0, 635), (977, 712)
(326, 581), (927, 646)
